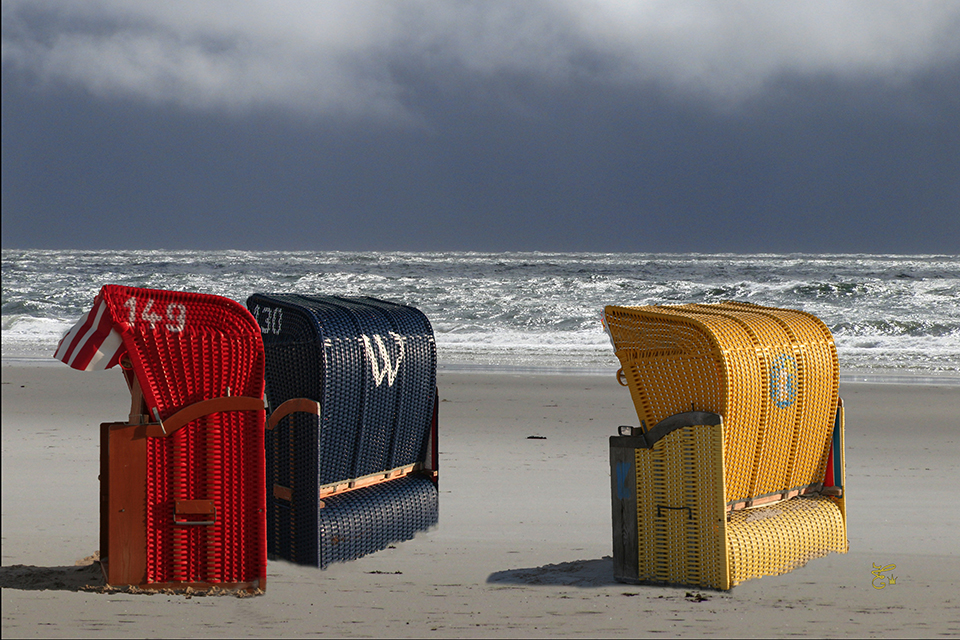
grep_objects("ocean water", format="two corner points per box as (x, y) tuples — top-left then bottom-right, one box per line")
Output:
(2, 250), (958, 381)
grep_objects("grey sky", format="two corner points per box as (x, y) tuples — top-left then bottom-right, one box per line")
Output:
(3, 0), (959, 252)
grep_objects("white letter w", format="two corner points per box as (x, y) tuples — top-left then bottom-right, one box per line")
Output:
(361, 332), (406, 387)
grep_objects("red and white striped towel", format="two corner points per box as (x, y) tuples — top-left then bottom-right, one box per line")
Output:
(54, 296), (126, 371)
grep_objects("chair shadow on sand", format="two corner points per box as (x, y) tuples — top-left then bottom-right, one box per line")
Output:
(0, 554), (104, 592)
(486, 557), (619, 588)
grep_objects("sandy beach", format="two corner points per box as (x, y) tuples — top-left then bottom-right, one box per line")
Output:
(2, 362), (958, 638)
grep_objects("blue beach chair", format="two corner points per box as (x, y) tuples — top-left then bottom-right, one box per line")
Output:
(247, 294), (439, 568)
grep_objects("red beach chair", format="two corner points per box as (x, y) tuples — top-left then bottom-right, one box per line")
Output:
(55, 285), (267, 592)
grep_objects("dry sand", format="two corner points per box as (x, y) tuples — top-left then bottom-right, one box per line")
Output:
(2, 363), (959, 638)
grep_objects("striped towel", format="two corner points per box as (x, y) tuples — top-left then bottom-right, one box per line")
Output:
(54, 293), (126, 371)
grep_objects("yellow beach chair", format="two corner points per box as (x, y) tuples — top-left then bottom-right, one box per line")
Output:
(605, 301), (847, 589)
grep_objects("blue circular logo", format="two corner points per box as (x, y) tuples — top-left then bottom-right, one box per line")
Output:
(770, 353), (798, 408)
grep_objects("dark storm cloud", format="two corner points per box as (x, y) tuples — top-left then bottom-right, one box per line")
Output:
(2, 1), (959, 252)
(5, 1), (959, 116)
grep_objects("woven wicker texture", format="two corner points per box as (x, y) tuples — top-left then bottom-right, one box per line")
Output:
(605, 301), (839, 504)
(266, 410), (321, 564)
(625, 418), (846, 590)
(726, 496), (847, 586)
(318, 475), (439, 568)
(248, 293), (438, 567)
(97, 285), (266, 587)
(606, 302), (847, 589)
(634, 424), (728, 589)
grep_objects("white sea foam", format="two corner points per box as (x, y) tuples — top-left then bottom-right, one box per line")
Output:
(3, 250), (958, 379)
